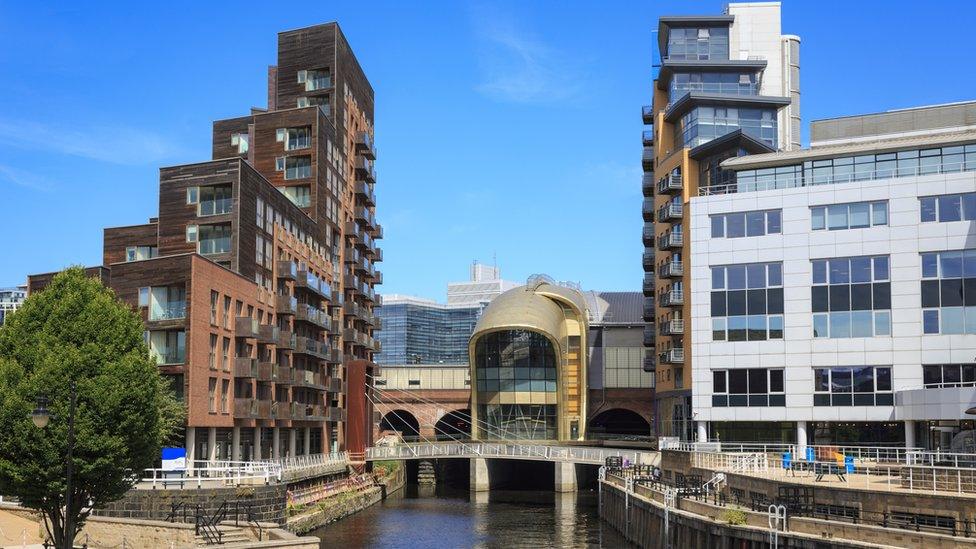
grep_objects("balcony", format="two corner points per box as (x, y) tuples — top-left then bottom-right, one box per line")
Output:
(276, 260), (297, 280)
(257, 361), (277, 382)
(642, 174), (654, 197)
(355, 131), (376, 160)
(296, 368), (326, 389)
(295, 336), (329, 360)
(659, 348), (685, 364)
(277, 330), (296, 350)
(354, 157), (376, 183)
(355, 181), (376, 207)
(290, 402), (307, 421)
(355, 207), (377, 231)
(642, 200), (655, 222)
(234, 357), (257, 378)
(296, 303), (330, 330)
(642, 147), (654, 171)
(658, 201), (683, 221)
(327, 348), (343, 364)
(271, 401), (289, 421)
(148, 300), (186, 322)
(328, 377), (342, 393)
(373, 317), (383, 330)
(372, 224), (383, 239)
(295, 269), (330, 301)
(657, 173), (683, 195)
(643, 355), (656, 373)
(660, 259), (683, 278)
(274, 364), (295, 385)
(343, 301), (368, 321)
(661, 319), (685, 336)
(642, 128), (654, 146)
(308, 405), (328, 421)
(640, 224), (656, 246)
(658, 231), (683, 250)
(643, 275), (655, 296)
(234, 398), (257, 418)
(643, 325), (655, 346)
(660, 289), (684, 308)
(642, 298), (654, 322)
(275, 294), (297, 315)
(642, 251), (655, 271)
(235, 317), (259, 338)
(642, 105), (653, 124)
(258, 324), (280, 344)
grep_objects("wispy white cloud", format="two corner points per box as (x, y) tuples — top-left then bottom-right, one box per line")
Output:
(0, 164), (54, 192)
(471, 7), (583, 105)
(0, 119), (184, 165)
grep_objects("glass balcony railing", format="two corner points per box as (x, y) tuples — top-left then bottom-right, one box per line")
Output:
(149, 301), (186, 321)
(199, 198), (232, 216)
(306, 75), (331, 91)
(199, 237), (230, 255)
(152, 347), (185, 365)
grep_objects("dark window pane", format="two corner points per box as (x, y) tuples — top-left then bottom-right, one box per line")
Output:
(832, 393), (853, 406)
(922, 365), (941, 386)
(749, 394), (768, 407)
(873, 256), (889, 281)
(964, 364), (976, 384)
(853, 393), (875, 406)
(767, 288), (784, 314)
(712, 267), (725, 289)
(872, 283), (890, 311)
(767, 263), (783, 287)
(812, 260), (827, 284)
(922, 253), (939, 278)
(746, 211), (765, 236)
(748, 368), (767, 394)
(729, 395), (748, 407)
(747, 264), (766, 288)
(727, 265), (746, 289)
(713, 371), (727, 393)
(853, 367), (874, 392)
(876, 367), (891, 391)
(851, 257), (872, 282)
(923, 310), (940, 334)
(769, 369), (784, 392)
(832, 368), (853, 392)
(726, 213), (746, 238)
(729, 370), (748, 393)
(966, 279), (976, 306)
(921, 280), (941, 308)
(964, 194), (976, 221)
(814, 393), (830, 406)
(829, 285), (851, 311)
(747, 289), (767, 314)
(727, 290), (746, 316)
(942, 279), (964, 306)
(712, 395), (728, 407)
(944, 365), (962, 385)
(851, 283), (872, 310)
(711, 216), (724, 238)
(711, 291), (727, 316)
(875, 393), (893, 406)
(769, 394), (786, 406)
(811, 286), (829, 312)
(767, 210), (782, 233)
(814, 368), (830, 391)
(939, 195), (962, 222)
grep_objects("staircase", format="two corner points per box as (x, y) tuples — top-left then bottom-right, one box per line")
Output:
(194, 524), (250, 546)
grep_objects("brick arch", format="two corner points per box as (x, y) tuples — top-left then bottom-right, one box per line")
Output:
(372, 389), (472, 442)
(588, 408), (652, 437)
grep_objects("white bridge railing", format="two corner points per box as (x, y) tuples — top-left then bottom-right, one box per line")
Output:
(139, 460), (282, 489)
(261, 451), (348, 474)
(365, 442), (646, 465)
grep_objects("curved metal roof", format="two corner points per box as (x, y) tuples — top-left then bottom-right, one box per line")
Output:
(471, 282), (588, 341)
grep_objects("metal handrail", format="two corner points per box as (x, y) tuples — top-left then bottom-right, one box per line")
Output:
(365, 442), (646, 465)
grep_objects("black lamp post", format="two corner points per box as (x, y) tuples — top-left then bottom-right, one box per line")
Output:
(32, 381), (77, 549)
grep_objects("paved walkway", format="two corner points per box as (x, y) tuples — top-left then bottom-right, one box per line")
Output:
(0, 509), (43, 548)
(738, 465), (976, 498)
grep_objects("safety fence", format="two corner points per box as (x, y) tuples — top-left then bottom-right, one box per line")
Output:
(365, 442), (647, 465)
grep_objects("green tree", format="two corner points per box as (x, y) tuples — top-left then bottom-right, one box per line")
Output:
(0, 267), (183, 547)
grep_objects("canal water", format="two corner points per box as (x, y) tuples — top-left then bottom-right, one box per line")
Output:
(312, 485), (633, 548)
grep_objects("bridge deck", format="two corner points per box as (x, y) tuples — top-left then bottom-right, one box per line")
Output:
(366, 442), (659, 465)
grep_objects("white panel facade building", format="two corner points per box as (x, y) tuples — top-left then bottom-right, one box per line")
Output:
(689, 102), (976, 451)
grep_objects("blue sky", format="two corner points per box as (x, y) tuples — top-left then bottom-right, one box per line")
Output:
(2, 1), (975, 300)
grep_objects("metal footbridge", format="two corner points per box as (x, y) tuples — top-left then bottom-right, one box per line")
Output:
(365, 442), (656, 465)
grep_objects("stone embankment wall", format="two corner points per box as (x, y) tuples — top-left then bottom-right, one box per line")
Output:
(93, 484), (288, 524)
(286, 462), (405, 535)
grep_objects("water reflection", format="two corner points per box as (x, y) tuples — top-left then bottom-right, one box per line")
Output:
(313, 485), (632, 548)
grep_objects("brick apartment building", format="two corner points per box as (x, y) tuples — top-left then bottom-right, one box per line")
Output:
(28, 22), (381, 466)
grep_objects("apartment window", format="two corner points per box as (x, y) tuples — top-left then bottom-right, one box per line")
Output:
(284, 156), (312, 180)
(209, 334), (218, 369)
(286, 128), (311, 151)
(138, 287), (150, 308)
(198, 185), (232, 216)
(208, 378), (217, 413)
(256, 197), (265, 229)
(126, 246), (157, 262)
(265, 204), (274, 234)
(811, 201), (888, 231)
(186, 225), (198, 243)
(223, 296), (231, 330)
(813, 367), (893, 406)
(210, 291), (218, 325)
(296, 70), (307, 84)
(812, 256), (891, 338)
(186, 187), (198, 204)
(305, 70), (331, 91)
(710, 210), (781, 238)
(710, 262), (783, 341)
(220, 379), (229, 413)
(296, 97), (309, 108)
(712, 368), (785, 407)
(256, 236), (265, 267)
(921, 250), (976, 334)
(198, 224), (231, 255)
(920, 193), (976, 223)
(923, 364), (976, 388)
(231, 132), (249, 154)
(284, 185), (311, 208)
(222, 337), (231, 372)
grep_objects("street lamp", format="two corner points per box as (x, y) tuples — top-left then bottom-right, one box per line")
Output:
(32, 382), (77, 549)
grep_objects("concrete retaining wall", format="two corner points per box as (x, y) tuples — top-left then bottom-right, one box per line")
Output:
(93, 484), (288, 524)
